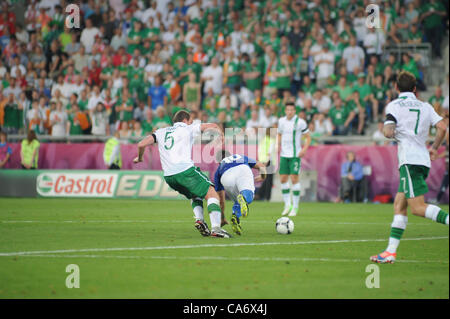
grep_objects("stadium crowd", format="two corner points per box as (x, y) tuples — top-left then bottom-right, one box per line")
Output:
(0, 0), (449, 143)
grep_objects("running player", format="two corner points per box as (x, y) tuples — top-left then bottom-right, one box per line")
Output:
(134, 110), (231, 238)
(214, 151), (267, 235)
(278, 102), (311, 217)
(371, 71), (449, 264)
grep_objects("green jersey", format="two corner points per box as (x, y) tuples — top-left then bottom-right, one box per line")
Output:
(329, 106), (351, 126)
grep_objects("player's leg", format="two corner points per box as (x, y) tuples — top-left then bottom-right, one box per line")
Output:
(191, 197), (211, 237)
(220, 167), (242, 235)
(370, 192), (408, 264)
(404, 164), (449, 225)
(235, 165), (255, 218)
(204, 186), (232, 238)
(166, 166), (230, 238)
(231, 202), (243, 235)
(289, 158), (301, 216)
(280, 157), (292, 215)
(280, 173), (292, 216)
(191, 197), (204, 221)
(408, 196), (449, 225)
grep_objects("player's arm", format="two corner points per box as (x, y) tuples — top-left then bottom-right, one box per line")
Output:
(134, 134), (156, 163)
(277, 132), (282, 151)
(298, 131), (311, 158)
(437, 130), (449, 159)
(218, 190), (226, 217)
(383, 123), (396, 139)
(253, 161), (267, 182)
(383, 112), (397, 139)
(201, 122), (224, 142)
(200, 122), (221, 132)
(430, 120), (448, 160)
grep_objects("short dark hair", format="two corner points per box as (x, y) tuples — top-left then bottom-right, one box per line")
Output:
(285, 102), (295, 108)
(173, 109), (190, 123)
(396, 71), (416, 92)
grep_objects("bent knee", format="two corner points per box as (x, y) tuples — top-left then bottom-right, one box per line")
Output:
(410, 205), (426, 217)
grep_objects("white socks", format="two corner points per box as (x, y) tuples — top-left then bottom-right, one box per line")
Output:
(207, 197), (221, 229)
(193, 206), (204, 221)
(425, 204), (441, 222)
(386, 214), (408, 254)
(292, 183), (301, 209)
(281, 182), (291, 208)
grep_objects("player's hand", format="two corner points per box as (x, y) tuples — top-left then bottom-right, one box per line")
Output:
(133, 156), (143, 164)
(429, 148), (438, 161)
(297, 149), (307, 158)
(254, 175), (264, 182)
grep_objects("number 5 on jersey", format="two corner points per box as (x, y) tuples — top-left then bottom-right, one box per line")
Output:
(164, 131), (174, 150)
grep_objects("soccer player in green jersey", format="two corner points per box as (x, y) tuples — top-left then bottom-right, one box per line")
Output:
(134, 110), (231, 238)
(278, 103), (311, 217)
(371, 71), (449, 264)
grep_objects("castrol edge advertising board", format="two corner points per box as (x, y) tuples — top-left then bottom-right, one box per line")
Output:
(37, 172), (117, 197)
(35, 171), (183, 199)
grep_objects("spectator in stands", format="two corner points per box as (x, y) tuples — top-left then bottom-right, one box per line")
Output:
(87, 85), (104, 112)
(67, 103), (88, 136)
(116, 88), (134, 124)
(130, 121), (144, 143)
(2, 93), (20, 134)
(363, 27), (385, 63)
(329, 95), (355, 136)
(314, 113), (333, 137)
(80, 18), (100, 54)
(0, 131), (12, 169)
(20, 129), (39, 169)
(259, 106), (278, 129)
(340, 151), (364, 203)
(429, 86), (445, 116)
(246, 110), (260, 136)
(183, 72), (201, 111)
(90, 102), (110, 136)
(49, 101), (68, 138)
(147, 75), (168, 111)
(218, 86), (238, 109)
(0, 0), (447, 145)
(402, 53), (425, 91)
(312, 89), (332, 114)
(152, 106), (171, 130)
(201, 57), (223, 95)
(314, 43), (335, 89)
(407, 24), (423, 44)
(342, 36), (364, 74)
(420, 0), (446, 58)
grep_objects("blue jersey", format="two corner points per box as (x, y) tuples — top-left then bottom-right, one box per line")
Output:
(214, 154), (257, 191)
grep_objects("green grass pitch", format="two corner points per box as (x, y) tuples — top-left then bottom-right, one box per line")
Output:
(0, 198), (448, 299)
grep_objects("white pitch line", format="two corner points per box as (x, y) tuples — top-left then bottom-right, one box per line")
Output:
(0, 220), (436, 226)
(9, 254), (449, 264)
(0, 236), (447, 257)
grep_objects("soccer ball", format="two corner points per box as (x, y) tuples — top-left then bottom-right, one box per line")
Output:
(276, 217), (294, 234)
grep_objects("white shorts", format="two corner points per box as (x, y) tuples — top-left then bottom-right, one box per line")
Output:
(220, 165), (255, 202)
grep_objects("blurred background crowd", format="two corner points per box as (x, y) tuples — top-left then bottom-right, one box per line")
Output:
(0, 0), (449, 145)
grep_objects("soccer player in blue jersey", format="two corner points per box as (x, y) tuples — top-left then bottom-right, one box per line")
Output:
(214, 151), (267, 235)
